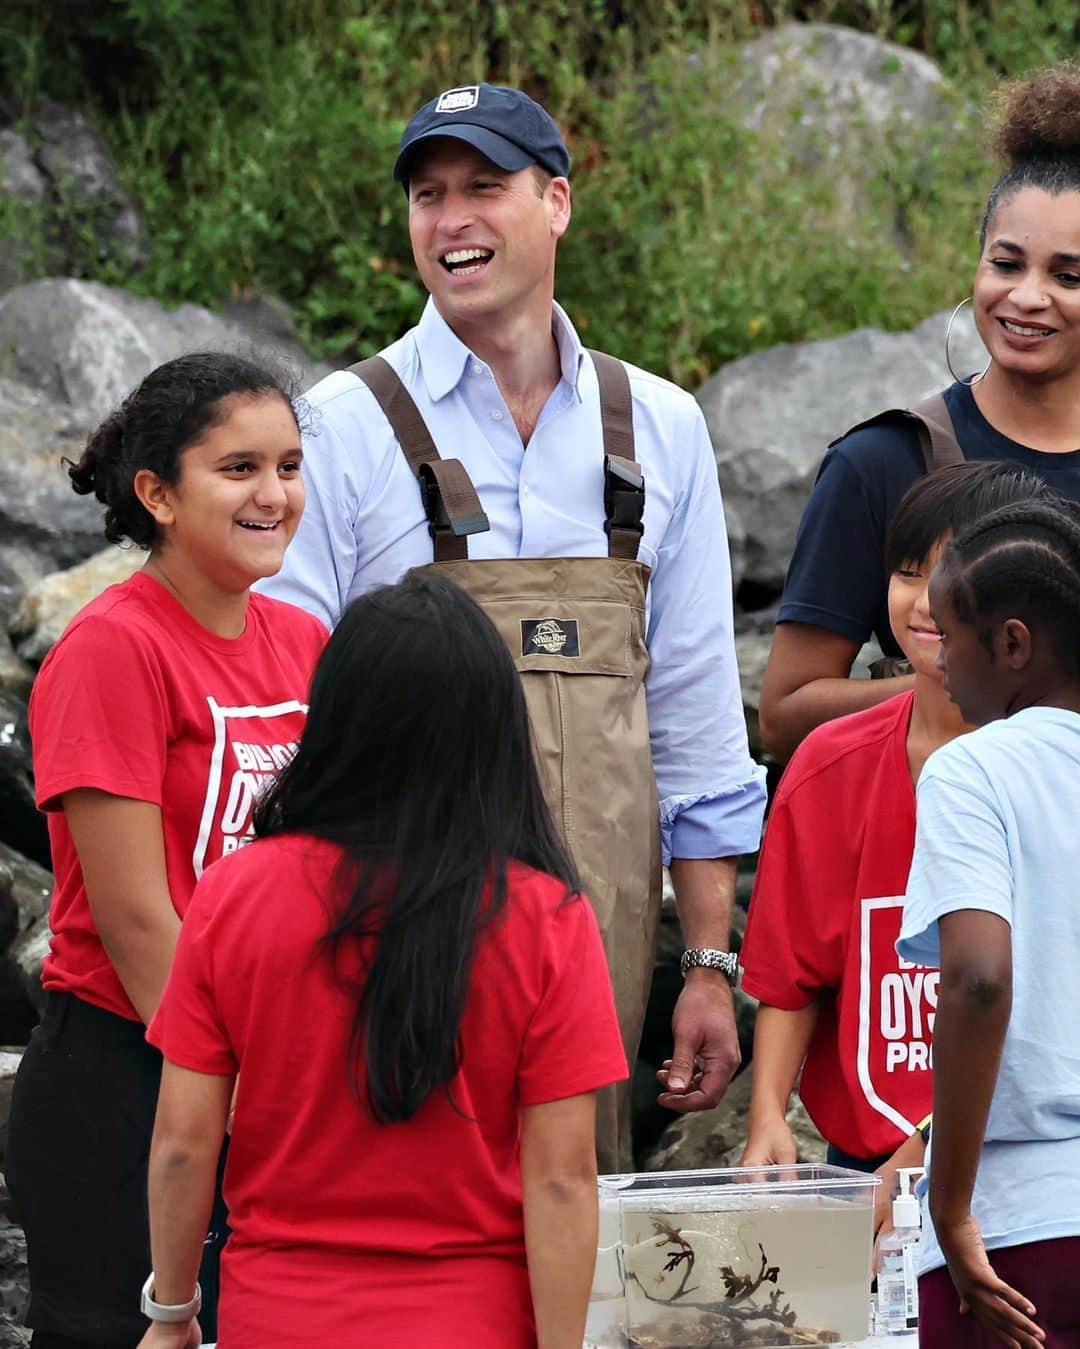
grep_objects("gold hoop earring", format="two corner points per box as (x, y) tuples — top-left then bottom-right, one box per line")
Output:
(945, 297), (991, 387)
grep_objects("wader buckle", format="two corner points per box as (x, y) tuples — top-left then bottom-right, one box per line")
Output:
(603, 454), (645, 542)
(419, 460), (491, 539)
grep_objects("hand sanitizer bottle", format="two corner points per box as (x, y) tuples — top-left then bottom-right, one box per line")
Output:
(876, 1167), (925, 1335)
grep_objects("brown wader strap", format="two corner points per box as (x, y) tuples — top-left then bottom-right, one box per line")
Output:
(909, 393), (965, 471)
(588, 350), (645, 561)
(348, 355), (490, 562)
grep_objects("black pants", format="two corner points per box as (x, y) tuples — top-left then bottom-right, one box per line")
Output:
(5, 992), (227, 1346)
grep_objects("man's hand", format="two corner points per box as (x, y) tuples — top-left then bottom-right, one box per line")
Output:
(655, 970), (739, 1112)
(937, 1213), (1045, 1348)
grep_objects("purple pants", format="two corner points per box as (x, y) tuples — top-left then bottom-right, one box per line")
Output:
(919, 1237), (1080, 1348)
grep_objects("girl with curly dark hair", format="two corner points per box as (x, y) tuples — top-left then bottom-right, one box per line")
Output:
(4, 353), (327, 1348)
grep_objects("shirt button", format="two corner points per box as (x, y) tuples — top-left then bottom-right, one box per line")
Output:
(490, 409), (503, 421)
(471, 363), (484, 376)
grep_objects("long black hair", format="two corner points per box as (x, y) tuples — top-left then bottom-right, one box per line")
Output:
(254, 572), (579, 1122)
(942, 497), (1080, 677)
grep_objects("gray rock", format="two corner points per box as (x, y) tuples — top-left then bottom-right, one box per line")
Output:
(0, 278), (334, 427)
(641, 1063), (826, 1171)
(0, 546), (52, 637)
(0, 132), (46, 203)
(698, 306), (990, 592)
(0, 379), (101, 580)
(733, 23), (964, 230)
(0, 1211), (28, 1349)
(0, 130), (56, 295)
(9, 916), (49, 1017)
(0, 843), (52, 948)
(0, 1050), (21, 1165)
(0, 635), (33, 705)
(735, 631), (771, 760)
(0, 1172), (29, 1346)
(0, 693), (47, 873)
(9, 544), (143, 666)
(27, 102), (147, 272)
(0, 844), (50, 1040)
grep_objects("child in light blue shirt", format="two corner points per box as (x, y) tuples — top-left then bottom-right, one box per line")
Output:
(899, 497), (1080, 1348)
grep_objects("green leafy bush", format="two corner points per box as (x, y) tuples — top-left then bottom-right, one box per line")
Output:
(0, 1), (1073, 383)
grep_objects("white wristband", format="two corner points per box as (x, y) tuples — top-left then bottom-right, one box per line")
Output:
(140, 1272), (202, 1323)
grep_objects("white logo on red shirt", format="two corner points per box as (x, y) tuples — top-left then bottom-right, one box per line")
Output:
(192, 697), (307, 877)
(856, 896), (938, 1135)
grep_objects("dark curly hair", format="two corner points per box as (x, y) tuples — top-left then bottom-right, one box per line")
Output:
(980, 61), (1080, 245)
(66, 352), (298, 549)
(942, 498), (1080, 678)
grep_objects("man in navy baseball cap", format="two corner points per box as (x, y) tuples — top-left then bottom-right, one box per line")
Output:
(393, 83), (570, 187)
(261, 79), (765, 1188)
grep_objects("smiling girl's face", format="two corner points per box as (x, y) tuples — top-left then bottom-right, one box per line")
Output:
(139, 392), (305, 593)
(973, 187), (1080, 383)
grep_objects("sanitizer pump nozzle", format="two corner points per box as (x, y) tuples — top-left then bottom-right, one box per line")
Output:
(876, 1166), (925, 1335)
(893, 1167), (924, 1229)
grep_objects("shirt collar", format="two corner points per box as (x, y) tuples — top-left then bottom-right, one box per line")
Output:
(415, 297), (587, 403)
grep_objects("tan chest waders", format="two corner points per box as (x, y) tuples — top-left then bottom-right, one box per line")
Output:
(350, 351), (661, 1172)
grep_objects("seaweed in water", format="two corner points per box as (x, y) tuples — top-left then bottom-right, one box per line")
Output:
(625, 1222), (844, 1347)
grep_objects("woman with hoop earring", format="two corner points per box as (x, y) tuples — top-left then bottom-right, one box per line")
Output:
(758, 60), (1080, 763)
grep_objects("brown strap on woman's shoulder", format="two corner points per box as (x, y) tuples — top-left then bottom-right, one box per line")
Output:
(348, 355), (489, 562)
(588, 350), (645, 560)
(909, 393), (965, 471)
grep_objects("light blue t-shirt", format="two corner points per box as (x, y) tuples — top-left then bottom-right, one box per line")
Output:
(898, 705), (1080, 1275)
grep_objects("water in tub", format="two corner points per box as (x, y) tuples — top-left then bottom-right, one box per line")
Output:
(619, 1191), (873, 1346)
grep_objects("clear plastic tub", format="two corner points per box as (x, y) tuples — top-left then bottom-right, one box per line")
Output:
(586, 1163), (879, 1348)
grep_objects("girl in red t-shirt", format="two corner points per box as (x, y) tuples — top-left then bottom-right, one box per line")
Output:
(5, 353), (327, 1348)
(137, 573), (627, 1349)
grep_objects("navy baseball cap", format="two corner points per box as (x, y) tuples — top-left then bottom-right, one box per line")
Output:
(394, 83), (570, 188)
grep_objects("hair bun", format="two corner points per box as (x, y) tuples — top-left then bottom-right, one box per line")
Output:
(66, 410), (125, 505)
(994, 61), (1080, 165)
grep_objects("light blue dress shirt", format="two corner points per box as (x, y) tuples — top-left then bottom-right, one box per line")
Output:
(259, 298), (766, 862)
(898, 707), (1080, 1274)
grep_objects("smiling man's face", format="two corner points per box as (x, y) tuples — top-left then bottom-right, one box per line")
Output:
(406, 140), (570, 332)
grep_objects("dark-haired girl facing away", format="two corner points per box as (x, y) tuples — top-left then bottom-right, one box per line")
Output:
(762, 60), (1080, 761)
(137, 574), (627, 1349)
(898, 498), (1080, 1347)
(4, 354), (327, 1348)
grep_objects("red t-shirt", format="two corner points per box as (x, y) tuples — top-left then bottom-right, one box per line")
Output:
(148, 837), (628, 1349)
(740, 692), (935, 1159)
(30, 571), (327, 1021)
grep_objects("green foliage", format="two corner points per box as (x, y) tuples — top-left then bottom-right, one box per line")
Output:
(0, 0), (1074, 382)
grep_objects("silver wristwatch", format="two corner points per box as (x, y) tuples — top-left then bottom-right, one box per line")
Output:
(140, 1273), (202, 1323)
(680, 947), (740, 985)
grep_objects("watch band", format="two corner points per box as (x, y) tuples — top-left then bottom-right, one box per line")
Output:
(680, 947), (739, 984)
(140, 1273), (202, 1323)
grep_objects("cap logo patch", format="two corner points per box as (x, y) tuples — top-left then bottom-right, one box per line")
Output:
(521, 618), (580, 657)
(435, 86), (479, 114)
